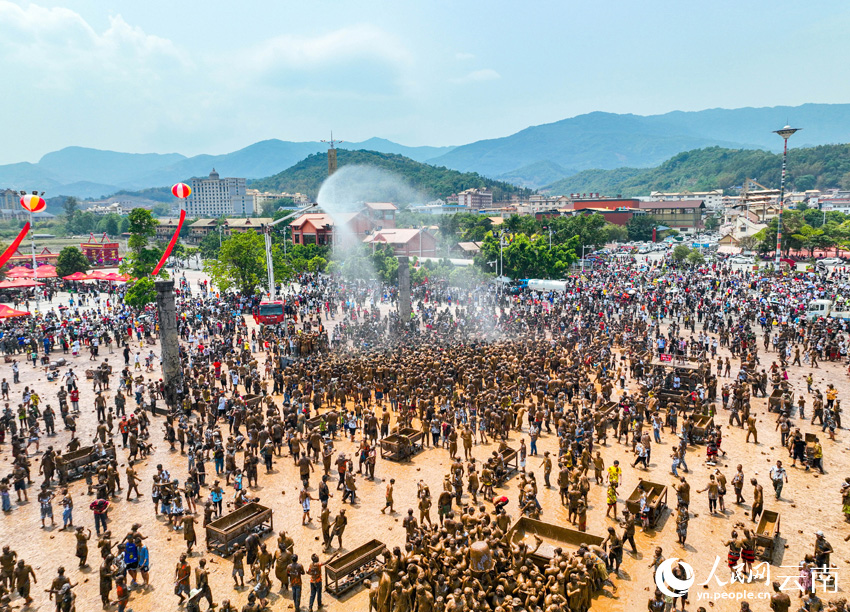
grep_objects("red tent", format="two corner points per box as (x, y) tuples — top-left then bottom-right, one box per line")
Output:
(5, 266), (33, 278)
(103, 272), (130, 282)
(86, 270), (112, 280)
(0, 278), (44, 288)
(62, 272), (89, 281)
(35, 264), (57, 278)
(0, 304), (30, 319)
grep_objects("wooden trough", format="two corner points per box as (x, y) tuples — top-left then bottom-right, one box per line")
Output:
(508, 517), (604, 568)
(754, 509), (781, 562)
(625, 480), (668, 528)
(691, 414), (714, 444)
(497, 446), (519, 482)
(379, 427), (424, 461)
(324, 539), (387, 596)
(242, 394), (263, 408)
(205, 502), (273, 556)
(768, 389), (794, 413)
(56, 444), (116, 481)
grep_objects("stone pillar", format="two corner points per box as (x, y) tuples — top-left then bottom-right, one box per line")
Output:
(397, 256), (411, 321)
(155, 279), (184, 409)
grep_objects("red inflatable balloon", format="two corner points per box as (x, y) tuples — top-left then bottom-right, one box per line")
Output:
(20, 194), (46, 213)
(171, 183), (192, 199)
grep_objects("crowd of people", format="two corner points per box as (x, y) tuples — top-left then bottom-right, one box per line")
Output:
(0, 257), (849, 612)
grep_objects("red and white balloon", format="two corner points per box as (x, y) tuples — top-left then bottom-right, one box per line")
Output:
(19, 194), (46, 213)
(171, 183), (192, 199)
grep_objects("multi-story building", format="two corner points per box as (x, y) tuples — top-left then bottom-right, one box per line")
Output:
(638, 199), (706, 233)
(650, 190), (723, 210)
(246, 189), (312, 212)
(186, 169), (254, 217)
(448, 188), (494, 209)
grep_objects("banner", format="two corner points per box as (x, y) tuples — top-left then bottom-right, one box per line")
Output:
(151, 209), (186, 276)
(0, 222), (30, 269)
(659, 353), (673, 362)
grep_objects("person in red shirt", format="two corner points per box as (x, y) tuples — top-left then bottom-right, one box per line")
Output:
(69, 388), (80, 413)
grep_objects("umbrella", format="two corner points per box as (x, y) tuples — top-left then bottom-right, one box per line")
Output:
(0, 278), (44, 288)
(62, 272), (89, 281)
(0, 304), (30, 319)
(86, 270), (112, 280)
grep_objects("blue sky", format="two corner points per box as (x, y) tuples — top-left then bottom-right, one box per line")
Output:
(1, 0), (849, 163)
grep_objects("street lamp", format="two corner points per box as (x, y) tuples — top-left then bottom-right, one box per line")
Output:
(773, 125), (800, 266)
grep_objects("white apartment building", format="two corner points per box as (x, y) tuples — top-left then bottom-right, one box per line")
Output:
(187, 169), (254, 217)
(650, 190), (723, 210)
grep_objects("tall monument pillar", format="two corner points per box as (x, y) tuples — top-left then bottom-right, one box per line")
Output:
(397, 256), (411, 321)
(155, 279), (184, 409)
(327, 148), (338, 176)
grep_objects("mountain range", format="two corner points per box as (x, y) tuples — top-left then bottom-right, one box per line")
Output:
(0, 139), (456, 199)
(4, 103), (850, 198)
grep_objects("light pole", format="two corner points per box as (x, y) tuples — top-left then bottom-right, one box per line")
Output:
(773, 125), (800, 267)
(543, 225), (552, 250)
(580, 244), (593, 273)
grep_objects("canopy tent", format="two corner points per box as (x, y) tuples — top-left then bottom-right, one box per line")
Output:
(0, 278), (44, 288)
(5, 266), (32, 277)
(0, 304), (30, 319)
(62, 272), (89, 281)
(85, 270), (112, 281)
(7, 264), (57, 278)
(102, 272), (131, 282)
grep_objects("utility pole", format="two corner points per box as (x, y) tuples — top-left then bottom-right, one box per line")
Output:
(773, 125), (800, 267)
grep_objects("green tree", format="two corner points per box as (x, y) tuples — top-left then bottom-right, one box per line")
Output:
(203, 230), (268, 294)
(672, 244), (691, 262)
(602, 223), (628, 243)
(96, 214), (121, 236)
(686, 250), (705, 266)
(55, 246), (90, 278)
(626, 215), (658, 242)
(198, 231), (221, 260)
(123, 277), (157, 309)
(119, 209), (163, 307)
(307, 256), (328, 273)
(62, 197), (79, 233)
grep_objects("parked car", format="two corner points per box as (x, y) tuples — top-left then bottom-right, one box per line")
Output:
(816, 257), (845, 267)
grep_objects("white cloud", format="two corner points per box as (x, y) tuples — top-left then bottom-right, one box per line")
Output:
(0, 2), (422, 161)
(451, 69), (501, 84)
(455, 52), (475, 60)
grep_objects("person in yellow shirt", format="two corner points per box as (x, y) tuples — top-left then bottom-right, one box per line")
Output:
(826, 385), (838, 411)
(607, 460), (622, 489)
(606, 482), (618, 518)
(810, 437), (824, 474)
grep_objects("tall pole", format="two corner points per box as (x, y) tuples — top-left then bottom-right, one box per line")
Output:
(773, 126), (800, 267)
(29, 210), (38, 304)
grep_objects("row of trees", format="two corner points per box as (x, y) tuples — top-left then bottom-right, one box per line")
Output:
(751, 203), (850, 257)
